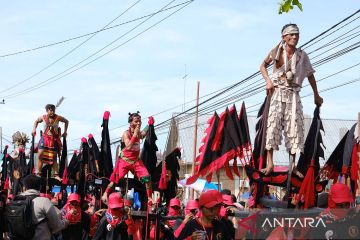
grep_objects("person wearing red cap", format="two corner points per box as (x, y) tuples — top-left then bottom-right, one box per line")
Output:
(154, 198), (182, 239)
(219, 195), (238, 239)
(174, 200), (199, 238)
(305, 183), (360, 239)
(61, 193), (84, 240)
(149, 198), (182, 240)
(93, 192), (129, 240)
(177, 190), (232, 240)
(167, 198), (182, 228)
(102, 113), (154, 212)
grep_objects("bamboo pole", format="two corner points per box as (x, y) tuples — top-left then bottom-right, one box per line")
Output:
(190, 81), (200, 199)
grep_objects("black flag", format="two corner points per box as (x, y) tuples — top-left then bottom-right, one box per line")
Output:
(100, 111), (113, 178)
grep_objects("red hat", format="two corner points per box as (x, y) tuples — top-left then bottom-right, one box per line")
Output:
(186, 200), (199, 210)
(68, 193), (81, 203)
(169, 198), (181, 207)
(222, 194), (235, 206)
(108, 192), (124, 209)
(124, 199), (131, 207)
(329, 183), (353, 204)
(199, 190), (223, 208)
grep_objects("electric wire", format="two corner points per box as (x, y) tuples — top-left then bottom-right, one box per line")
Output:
(0, 0), (142, 94)
(0, 0), (193, 58)
(0, 0), (193, 99)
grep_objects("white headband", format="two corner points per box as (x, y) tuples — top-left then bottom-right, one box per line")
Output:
(282, 25), (299, 36)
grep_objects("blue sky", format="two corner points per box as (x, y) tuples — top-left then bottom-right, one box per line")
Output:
(0, 0), (359, 152)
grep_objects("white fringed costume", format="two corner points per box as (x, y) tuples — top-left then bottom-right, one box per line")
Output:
(265, 43), (315, 154)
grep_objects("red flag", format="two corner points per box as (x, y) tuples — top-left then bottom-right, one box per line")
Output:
(296, 108), (323, 208)
(350, 143), (359, 181)
(188, 105), (249, 184)
(224, 162), (234, 180)
(186, 113), (219, 185)
(158, 162), (167, 190)
(296, 159), (315, 209)
(62, 167), (68, 185)
(4, 177), (9, 190)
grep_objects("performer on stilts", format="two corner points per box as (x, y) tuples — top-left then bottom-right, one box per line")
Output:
(32, 104), (69, 179)
(259, 23), (323, 176)
(102, 112), (154, 212)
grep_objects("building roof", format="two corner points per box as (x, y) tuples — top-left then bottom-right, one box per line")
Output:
(165, 111), (357, 166)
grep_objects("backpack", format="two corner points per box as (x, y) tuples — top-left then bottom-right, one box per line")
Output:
(6, 194), (44, 240)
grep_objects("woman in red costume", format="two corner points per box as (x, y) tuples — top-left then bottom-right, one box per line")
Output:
(102, 112), (154, 212)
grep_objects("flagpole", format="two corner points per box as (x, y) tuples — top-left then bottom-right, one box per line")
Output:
(190, 81), (200, 200)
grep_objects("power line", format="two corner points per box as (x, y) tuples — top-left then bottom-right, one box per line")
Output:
(303, 13), (360, 50)
(159, 52), (360, 132)
(247, 76), (360, 115)
(0, 0), (194, 99)
(8, 6), (359, 149)
(110, 77), (360, 146)
(153, 10), (360, 129)
(0, 1), (193, 59)
(111, 81), (359, 145)
(155, 55), (360, 132)
(0, 0), (142, 95)
(2, 4), (357, 103)
(101, 10), (360, 146)
(301, 9), (360, 50)
(68, 83), (228, 142)
(307, 25), (360, 55)
(200, 61), (360, 116)
(69, 10), (360, 148)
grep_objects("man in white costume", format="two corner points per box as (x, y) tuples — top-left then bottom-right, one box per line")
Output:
(260, 24), (323, 175)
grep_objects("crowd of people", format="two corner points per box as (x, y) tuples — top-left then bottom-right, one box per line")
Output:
(0, 174), (247, 240)
(1, 174), (359, 240)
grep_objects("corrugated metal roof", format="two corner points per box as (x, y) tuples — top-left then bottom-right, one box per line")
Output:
(166, 112), (357, 166)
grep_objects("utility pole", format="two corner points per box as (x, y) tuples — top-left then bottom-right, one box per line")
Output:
(190, 81), (200, 199)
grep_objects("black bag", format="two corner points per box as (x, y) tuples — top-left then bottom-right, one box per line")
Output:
(6, 195), (39, 240)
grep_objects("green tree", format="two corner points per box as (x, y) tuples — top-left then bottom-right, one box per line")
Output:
(278, 0), (303, 14)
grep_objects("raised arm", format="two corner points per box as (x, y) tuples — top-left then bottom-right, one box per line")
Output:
(122, 129), (137, 150)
